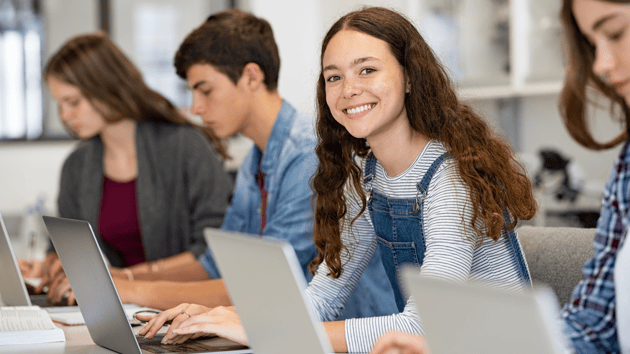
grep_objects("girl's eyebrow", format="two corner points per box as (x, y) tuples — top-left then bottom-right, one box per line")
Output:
(323, 56), (379, 72)
(592, 13), (622, 32)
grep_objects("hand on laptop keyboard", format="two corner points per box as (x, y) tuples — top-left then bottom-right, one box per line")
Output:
(138, 304), (249, 346)
(370, 332), (430, 354)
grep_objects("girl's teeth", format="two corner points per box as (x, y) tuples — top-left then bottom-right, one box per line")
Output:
(348, 104), (373, 114)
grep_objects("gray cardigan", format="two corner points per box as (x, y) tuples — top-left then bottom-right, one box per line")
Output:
(55, 122), (233, 267)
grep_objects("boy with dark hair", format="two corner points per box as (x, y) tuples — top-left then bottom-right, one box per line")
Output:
(115, 9), (397, 322)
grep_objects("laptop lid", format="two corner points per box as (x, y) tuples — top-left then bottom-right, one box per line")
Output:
(204, 228), (333, 354)
(401, 267), (567, 354)
(0, 211), (32, 306)
(43, 216), (251, 354)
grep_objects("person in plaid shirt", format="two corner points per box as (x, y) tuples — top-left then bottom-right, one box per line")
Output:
(559, 0), (630, 352)
(561, 141), (629, 353)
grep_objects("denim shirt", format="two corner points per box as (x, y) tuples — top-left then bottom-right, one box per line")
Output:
(198, 101), (397, 320)
(199, 101), (318, 279)
(562, 141), (630, 354)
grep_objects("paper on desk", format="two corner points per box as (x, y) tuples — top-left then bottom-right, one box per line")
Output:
(47, 304), (157, 326)
(0, 306), (65, 345)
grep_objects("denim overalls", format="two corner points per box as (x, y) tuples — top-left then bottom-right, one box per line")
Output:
(363, 152), (531, 312)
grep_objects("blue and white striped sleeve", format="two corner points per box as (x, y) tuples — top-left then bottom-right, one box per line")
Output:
(304, 196), (377, 321)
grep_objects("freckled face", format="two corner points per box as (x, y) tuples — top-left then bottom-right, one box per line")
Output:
(47, 76), (108, 139)
(186, 63), (251, 138)
(573, 0), (630, 104)
(322, 29), (409, 143)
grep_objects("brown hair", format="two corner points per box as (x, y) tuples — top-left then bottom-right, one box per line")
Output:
(45, 32), (228, 159)
(559, 0), (629, 150)
(174, 8), (280, 91)
(310, 7), (537, 278)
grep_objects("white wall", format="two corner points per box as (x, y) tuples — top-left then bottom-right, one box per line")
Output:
(0, 141), (76, 216)
(0, 0), (97, 217)
(0, 0), (623, 220)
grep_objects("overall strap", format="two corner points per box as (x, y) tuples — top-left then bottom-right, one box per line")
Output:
(503, 208), (532, 285)
(363, 152), (377, 185)
(413, 153), (448, 212)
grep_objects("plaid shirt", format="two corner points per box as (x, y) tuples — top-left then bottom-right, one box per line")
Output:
(562, 141), (630, 354)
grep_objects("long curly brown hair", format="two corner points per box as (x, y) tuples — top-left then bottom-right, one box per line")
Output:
(310, 7), (537, 278)
(559, 0), (629, 150)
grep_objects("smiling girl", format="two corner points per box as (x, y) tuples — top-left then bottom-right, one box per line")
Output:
(141, 7), (538, 352)
(303, 7), (537, 352)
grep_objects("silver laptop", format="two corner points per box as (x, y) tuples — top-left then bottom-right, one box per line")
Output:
(0, 211), (82, 311)
(204, 228), (334, 354)
(0, 211), (32, 306)
(402, 268), (570, 354)
(42, 216), (251, 354)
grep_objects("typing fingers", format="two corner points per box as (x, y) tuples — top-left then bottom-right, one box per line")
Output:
(48, 276), (71, 304)
(18, 259), (34, 276)
(173, 333), (196, 345)
(47, 271), (66, 298)
(35, 273), (50, 293)
(370, 332), (430, 354)
(138, 303), (190, 339)
(173, 306), (248, 346)
(48, 259), (65, 279)
(161, 304), (210, 344)
(66, 291), (76, 305)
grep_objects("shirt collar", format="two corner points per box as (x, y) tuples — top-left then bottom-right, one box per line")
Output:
(249, 100), (295, 175)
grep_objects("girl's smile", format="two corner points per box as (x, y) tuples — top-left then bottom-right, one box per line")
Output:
(322, 29), (409, 144)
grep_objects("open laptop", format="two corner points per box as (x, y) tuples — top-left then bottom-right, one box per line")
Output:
(42, 216), (251, 354)
(0, 211), (32, 306)
(401, 268), (571, 354)
(0, 211), (68, 307)
(204, 228), (334, 354)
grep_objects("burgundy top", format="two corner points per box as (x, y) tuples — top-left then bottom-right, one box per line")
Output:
(99, 177), (145, 266)
(256, 168), (268, 234)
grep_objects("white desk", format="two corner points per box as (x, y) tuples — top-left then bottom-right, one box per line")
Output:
(0, 324), (115, 353)
(0, 325), (332, 353)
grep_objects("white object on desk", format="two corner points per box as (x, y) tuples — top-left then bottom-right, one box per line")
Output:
(0, 306), (65, 346)
(616, 232), (630, 354)
(46, 304), (155, 326)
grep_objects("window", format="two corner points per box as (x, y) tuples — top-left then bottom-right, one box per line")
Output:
(0, 0), (232, 141)
(0, 0), (43, 140)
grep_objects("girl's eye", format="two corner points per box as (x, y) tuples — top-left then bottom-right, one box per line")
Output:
(326, 75), (341, 83)
(201, 90), (211, 96)
(69, 99), (80, 107)
(608, 29), (625, 42)
(360, 68), (375, 75)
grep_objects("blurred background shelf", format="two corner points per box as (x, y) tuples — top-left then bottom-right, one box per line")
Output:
(0, 0), (624, 229)
(458, 81), (563, 100)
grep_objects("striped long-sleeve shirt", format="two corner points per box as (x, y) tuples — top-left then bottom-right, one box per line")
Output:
(304, 140), (529, 353)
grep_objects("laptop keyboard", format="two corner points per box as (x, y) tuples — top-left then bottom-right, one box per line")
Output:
(30, 294), (69, 307)
(136, 334), (249, 353)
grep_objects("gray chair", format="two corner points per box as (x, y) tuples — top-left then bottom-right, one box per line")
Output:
(516, 226), (595, 305)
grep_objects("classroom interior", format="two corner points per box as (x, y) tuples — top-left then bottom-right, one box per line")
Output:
(2, 0), (629, 353)
(0, 0), (624, 254)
